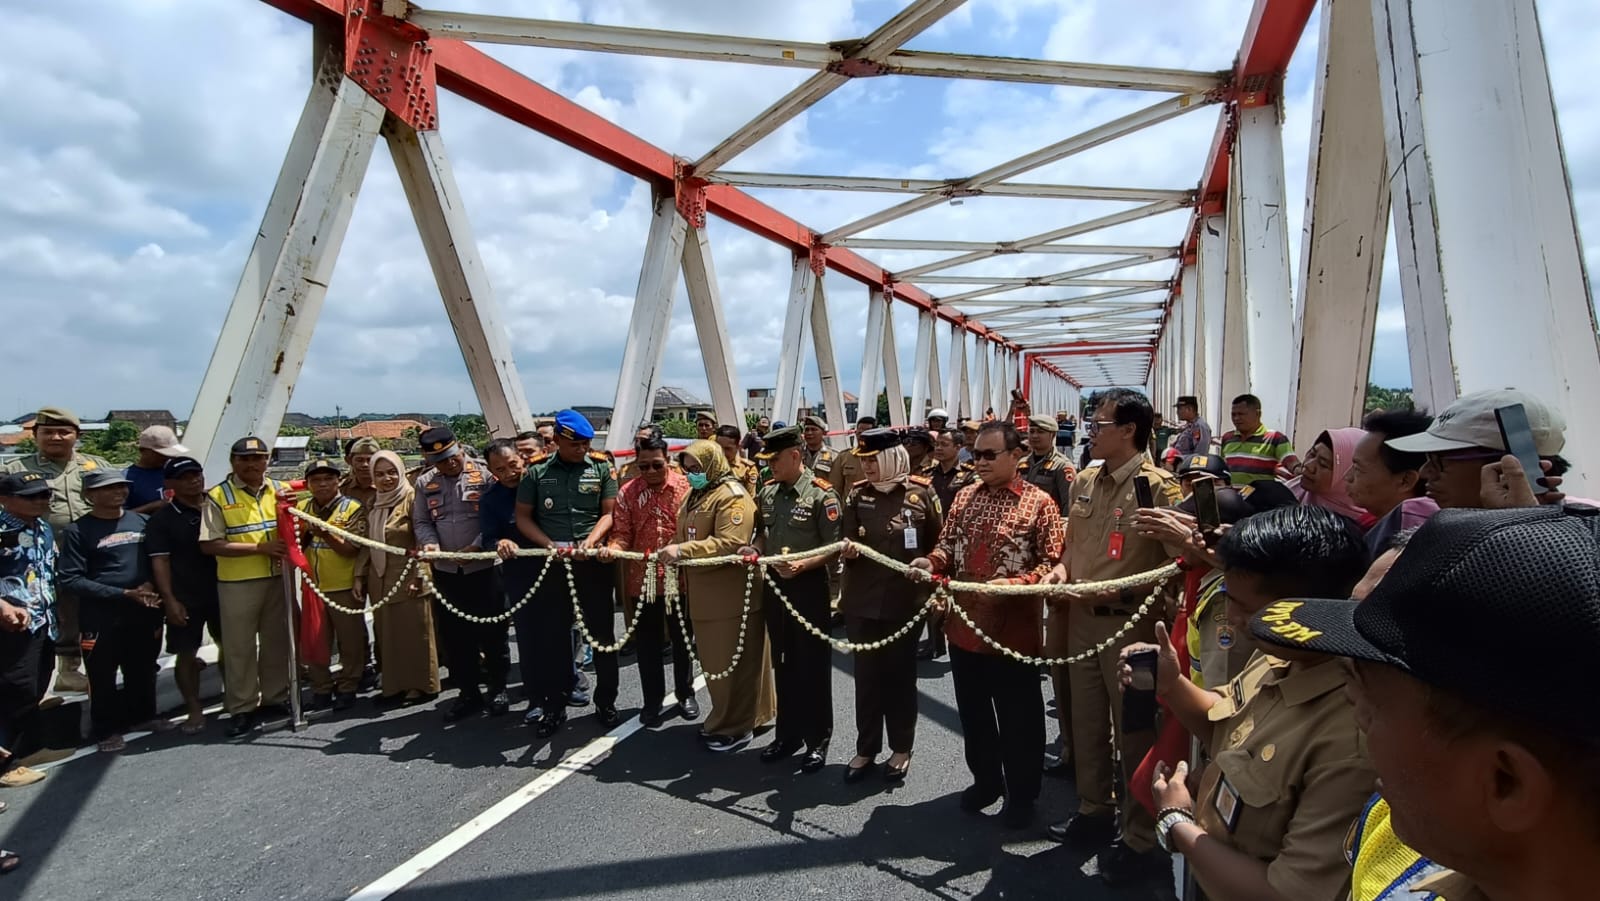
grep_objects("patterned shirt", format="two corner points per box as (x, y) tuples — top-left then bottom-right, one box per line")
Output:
(609, 470), (690, 598)
(927, 476), (1064, 656)
(1220, 425), (1298, 486)
(0, 510), (57, 639)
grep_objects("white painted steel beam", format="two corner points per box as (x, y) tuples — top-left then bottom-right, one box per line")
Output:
(909, 309), (934, 425)
(859, 289), (890, 428)
(185, 71), (383, 478)
(926, 316), (945, 412)
(948, 285), (1168, 311)
(824, 96), (1208, 241)
(1232, 103), (1295, 432)
(708, 172), (1191, 203)
(693, 0), (964, 173)
(916, 276), (1168, 288)
(881, 304), (907, 427)
(838, 238), (1179, 256)
(407, 9), (1224, 93)
(1197, 213), (1228, 427)
(1373, 0), (1600, 490)
(608, 192), (689, 451)
(1220, 186), (1250, 411)
(811, 278), (848, 435)
(899, 245), (1173, 282)
(974, 341), (992, 418)
(773, 255), (817, 427)
(389, 126), (534, 440)
(947, 326), (970, 420)
(901, 199), (1189, 279)
(1177, 264), (1198, 398)
(1286, 0), (1389, 449)
(681, 224), (743, 430)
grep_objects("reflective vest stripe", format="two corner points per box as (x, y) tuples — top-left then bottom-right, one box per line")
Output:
(208, 479), (280, 582)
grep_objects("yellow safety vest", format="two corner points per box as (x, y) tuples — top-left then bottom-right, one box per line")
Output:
(1346, 794), (1446, 900)
(208, 477), (285, 582)
(296, 496), (361, 593)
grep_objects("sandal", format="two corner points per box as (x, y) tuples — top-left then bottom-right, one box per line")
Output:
(0, 849), (18, 875)
(180, 717), (207, 736)
(136, 719), (177, 734)
(97, 736), (126, 753)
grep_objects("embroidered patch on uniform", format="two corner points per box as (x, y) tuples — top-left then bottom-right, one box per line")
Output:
(824, 499), (840, 522)
(543, 497), (554, 510)
(731, 512), (743, 526)
(426, 497), (442, 509)
(81, 461), (98, 471)
(1216, 625), (1235, 649)
(464, 491), (481, 502)
(466, 470), (483, 485)
(424, 482), (442, 492)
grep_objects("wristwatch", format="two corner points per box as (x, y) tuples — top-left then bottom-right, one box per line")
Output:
(1156, 808), (1197, 852)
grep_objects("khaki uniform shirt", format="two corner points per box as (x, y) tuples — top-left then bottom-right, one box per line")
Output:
(338, 475), (377, 510)
(756, 469), (841, 556)
(1065, 454), (1181, 594)
(840, 477), (941, 620)
(802, 445), (836, 487)
(832, 448), (865, 495)
(1017, 449), (1075, 512)
(731, 457), (760, 497)
(675, 481), (756, 621)
(1197, 653), (1379, 901)
(3, 451), (114, 532)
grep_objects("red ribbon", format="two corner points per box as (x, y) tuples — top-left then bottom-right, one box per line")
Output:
(277, 500), (330, 668)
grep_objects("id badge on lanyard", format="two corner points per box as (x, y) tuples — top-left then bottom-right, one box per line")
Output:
(1108, 507), (1125, 560)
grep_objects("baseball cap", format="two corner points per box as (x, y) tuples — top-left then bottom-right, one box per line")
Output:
(138, 425), (190, 458)
(83, 470), (132, 491)
(1385, 388), (1565, 455)
(1248, 506), (1600, 739)
(230, 436), (270, 456)
(0, 472), (52, 498)
(163, 457), (203, 479)
(694, 410), (716, 424)
(1176, 453), (1228, 481)
(304, 457), (342, 478)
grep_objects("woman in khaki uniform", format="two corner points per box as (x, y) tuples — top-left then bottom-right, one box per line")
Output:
(658, 440), (774, 752)
(353, 450), (440, 703)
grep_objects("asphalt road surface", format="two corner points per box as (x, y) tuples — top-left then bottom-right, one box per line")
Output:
(1, 620), (1181, 901)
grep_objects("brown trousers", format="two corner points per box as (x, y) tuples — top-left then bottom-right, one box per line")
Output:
(218, 577), (291, 715)
(1068, 604), (1159, 852)
(306, 589), (370, 694)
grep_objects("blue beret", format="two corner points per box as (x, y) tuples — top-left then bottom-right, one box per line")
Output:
(554, 409), (595, 441)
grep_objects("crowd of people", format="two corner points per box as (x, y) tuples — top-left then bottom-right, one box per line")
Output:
(0, 385), (1592, 901)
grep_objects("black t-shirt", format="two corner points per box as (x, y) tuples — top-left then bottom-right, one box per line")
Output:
(59, 510), (157, 631)
(145, 500), (219, 612)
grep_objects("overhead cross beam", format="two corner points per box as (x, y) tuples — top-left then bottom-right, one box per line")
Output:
(896, 199), (1189, 279)
(835, 238), (1179, 255)
(708, 172), (1193, 203)
(404, 9), (1227, 93)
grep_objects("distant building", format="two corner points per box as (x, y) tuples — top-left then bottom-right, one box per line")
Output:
(273, 435), (310, 466)
(314, 419), (430, 449)
(105, 409), (177, 433)
(571, 405), (613, 434)
(745, 388), (774, 422)
(653, 386), (705, 423)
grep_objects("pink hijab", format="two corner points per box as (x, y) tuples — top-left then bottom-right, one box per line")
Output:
(1289, 428), (1368, 523)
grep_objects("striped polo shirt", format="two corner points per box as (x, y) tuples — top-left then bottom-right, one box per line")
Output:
(1220, 425), (1295, 486)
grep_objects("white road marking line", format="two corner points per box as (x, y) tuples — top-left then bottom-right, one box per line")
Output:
(347, 678), (707, 901)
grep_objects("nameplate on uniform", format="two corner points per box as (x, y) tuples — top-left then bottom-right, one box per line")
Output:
(1214, 776), (1242, 832)
(903, 527), (918, 550)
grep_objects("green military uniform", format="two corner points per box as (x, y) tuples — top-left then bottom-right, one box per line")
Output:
(802, 444), (837, 487)
(755, 465), (841, 754)
(1017, 449), (1075, 513)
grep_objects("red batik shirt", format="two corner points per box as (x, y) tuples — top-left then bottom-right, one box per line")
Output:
(610, 469), (691, 597)
(928, 475), (1064, 656)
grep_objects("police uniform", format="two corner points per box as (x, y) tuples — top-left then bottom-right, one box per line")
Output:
(2, 406), (112, 686)
(1062, 453), (1182, 852)
(1183, 649), (1378, 901)
(413, 427), (508, 718)
(754, 427), (841, 763)
(840, 429), (942, 765)
(296, 459), (369, 701)
(517, 410), (620, 734)
(199, 436), (291, 725)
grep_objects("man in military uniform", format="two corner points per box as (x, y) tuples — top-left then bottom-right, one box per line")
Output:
(1018, 413), (1077, 776)
(515, 410), (620, 737)
(694, 410), (717, 441)
(413, 426), (509, 722)
(746, 426), (840, 772)
(799, 415), (836, 485)
(3, 406), (111, 692)
(1045, 389), (1183, 883)
(715, 425), (760, 496)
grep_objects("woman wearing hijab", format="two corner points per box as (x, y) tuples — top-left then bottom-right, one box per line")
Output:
(352, 450), (440, 703)
(654, 440), (774, 752)
(1288, 427), (1374, 528)
(838, 429), (943, 783)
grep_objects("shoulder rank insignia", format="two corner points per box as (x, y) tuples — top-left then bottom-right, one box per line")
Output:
(588, 451), (609, 462)
(907, 474), (931, 486)
(528, 453), (550, 464)
(852, 478), (870, 488)
(812, 476), (833, 490)
(728, 483), (747, 497)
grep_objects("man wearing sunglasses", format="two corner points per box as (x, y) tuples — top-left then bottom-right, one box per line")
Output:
(1384, 388), (1567, 511)
(1047, 388), (1183, 886)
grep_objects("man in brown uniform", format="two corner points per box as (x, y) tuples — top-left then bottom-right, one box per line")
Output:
(1019, 412), (1076, 776)
(799, 416), (837, 486)
(339, 437), (380, 508)
(715, 425), (760, 496)
(3, 406), (112, 693)
(830, 416), (874, 492)
(1046, 389), (1181, 880)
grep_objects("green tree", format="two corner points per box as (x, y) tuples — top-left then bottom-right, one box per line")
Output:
(278, 424), (316, 437)
(13, 437), (35, 455)
(398, 427), (421, 452)
(85, 421), (140, 464)
(448, 414), (489, 450)
(659, 418), (697, 440)
(1363, 383), (1416, 414)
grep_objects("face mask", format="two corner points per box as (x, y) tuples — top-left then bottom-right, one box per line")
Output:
(686, 473), (709, 491)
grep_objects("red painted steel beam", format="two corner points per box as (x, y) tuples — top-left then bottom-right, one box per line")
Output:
(257, 0), (1009, 346)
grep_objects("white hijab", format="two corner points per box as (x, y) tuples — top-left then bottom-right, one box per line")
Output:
(870, 445), (911, 494)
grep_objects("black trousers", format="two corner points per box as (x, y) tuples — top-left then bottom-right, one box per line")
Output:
(432, 568), (510, 701)
(846, 616), (918, 757)
(949, 645), (1044, 804)
(633, 595), (693, 710)
(766, 569), (832, 749)
(82, 620), (162, 739)
(0, 630), (52, 760)
(530, 558), (617, 710)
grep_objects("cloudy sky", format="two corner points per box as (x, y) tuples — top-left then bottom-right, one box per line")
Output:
(3, 0), (1595, 422)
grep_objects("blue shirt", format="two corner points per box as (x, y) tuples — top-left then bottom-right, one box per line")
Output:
(124, 463), (167, 509)
(0, 510), (57, 639)
(478, 481), (523, 548)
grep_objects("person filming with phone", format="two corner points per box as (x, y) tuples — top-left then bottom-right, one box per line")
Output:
(1383, 388), (1568, 511)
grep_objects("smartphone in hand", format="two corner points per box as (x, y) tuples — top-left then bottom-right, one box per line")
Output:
(1495, 404), (1547, 493)
(1133, 476), (1155, 509)
(1193, 478), (1221, 530)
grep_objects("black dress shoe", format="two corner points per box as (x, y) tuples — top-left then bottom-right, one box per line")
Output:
(308, 692), (333, 711)
(1047, 812), (1117, 847)
(535, 709), (567, 738)
(225, 713), (256, 739)
(1097, 841), (1171, 886)
(843, 760), (874, 783)
(597, 705), (621, 727)
(759, 739), (802, 763)
(678, 696), (700, 720)
(1001, 800), (1035, 830)
(639, 705), (664, 727)
(798, 748), (826, 773)
(960, 783), (1003, 813)
(487, 692), (511, 717)
(445, 697), (484, 723)
(332, 692), (355, 711)
(1042, 753), (1073, 779)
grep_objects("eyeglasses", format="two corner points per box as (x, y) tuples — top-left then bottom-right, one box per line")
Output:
(1085, 420), (1122, 435)
(1424, 450), (1505, 470)
(972, 449), (1007, 462)
(635, 462), (666, 471)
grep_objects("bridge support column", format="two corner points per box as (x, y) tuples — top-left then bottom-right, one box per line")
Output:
(946, 325), (970, 421)
(1197, 212), (1228, 426)
(880, 298), (907, 427)
(810, 278), (849, 435)
(1230, 101), (1295, 433)
(608, 192), (688, 451)
(1374, 0), (1598, 489)
(909, 309), (935, 425)
(185, 63), (385, 476)
(1287, 0), (1389, 448)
